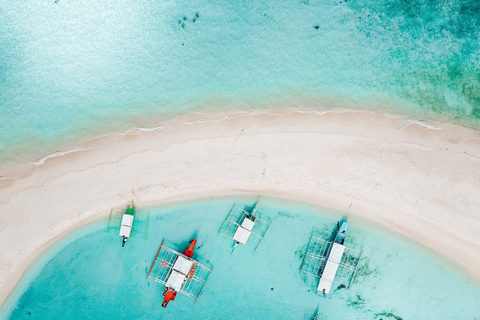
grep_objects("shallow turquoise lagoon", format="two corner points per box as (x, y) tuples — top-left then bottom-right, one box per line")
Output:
(2, 197), (480, 319)
(1, 0), (479, 167)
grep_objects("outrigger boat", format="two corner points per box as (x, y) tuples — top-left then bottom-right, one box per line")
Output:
(105, 201), (149, 247)
(147, 239), (213, 308)
(300, 221), (363, 296)
(219, 202), (271, 253)
(119, 202), (135, 247)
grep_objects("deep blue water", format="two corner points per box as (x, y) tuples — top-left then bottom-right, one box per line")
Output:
(2, 198), (479, 319)
(0, 0), (479, 168)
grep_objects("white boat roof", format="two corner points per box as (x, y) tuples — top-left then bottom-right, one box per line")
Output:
(317, 242), (345, 295)
(232, 227), (251, 244)
(119, 214), (134, 237)
(166, 270), (186, 292)
(165, 256), (194, 292)
(173, 256), (194, 275)
(240, 217), (255, 231)
(121, 214), (134, 227)
(119, 225), (132, 238)
(232, 217), (256, 244)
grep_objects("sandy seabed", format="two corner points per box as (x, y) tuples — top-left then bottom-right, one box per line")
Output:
(1, 108), (480, 308)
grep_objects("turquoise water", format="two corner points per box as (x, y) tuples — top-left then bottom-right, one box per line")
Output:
(0, 0), (479, 167)
(2, 198), (480, 319)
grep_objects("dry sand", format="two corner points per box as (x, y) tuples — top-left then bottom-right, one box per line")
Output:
(1, 108), (480, 308)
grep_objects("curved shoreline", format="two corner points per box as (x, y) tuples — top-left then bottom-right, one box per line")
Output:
(1, 108), (480, 308)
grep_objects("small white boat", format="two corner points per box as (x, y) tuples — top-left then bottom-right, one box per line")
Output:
(219, 202), (271, 253)
(119, 207), (134, 247)
(105, 201), (149, 247)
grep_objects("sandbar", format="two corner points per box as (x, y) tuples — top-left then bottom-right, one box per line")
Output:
(1, 108), (480, 308)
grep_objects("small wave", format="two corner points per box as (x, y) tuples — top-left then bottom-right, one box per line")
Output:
(185, 115), (230, 125)
(138, 126), (166, 132)
(135, 109), (330, 133)
(295, 110), (330, 116)
(33, 147), (87, 166)
(397, 119), (442, 131)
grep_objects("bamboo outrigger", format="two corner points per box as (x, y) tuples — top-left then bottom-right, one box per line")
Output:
(300, 221), (363, 296)
(105, 201), (149, 247)
(219, 203), (271, 253)
(147, 239), (213, 308)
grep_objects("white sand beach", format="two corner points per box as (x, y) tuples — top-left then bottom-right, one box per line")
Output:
(1, 108), (480, 308)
